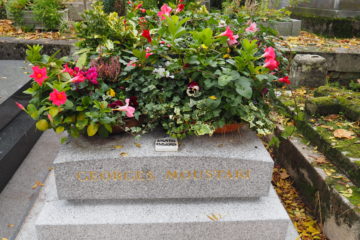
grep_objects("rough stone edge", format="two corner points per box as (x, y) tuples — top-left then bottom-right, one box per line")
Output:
(271, 130), (360, 240)
(0, 37), (76, 60)
(274, 97), (360, 186)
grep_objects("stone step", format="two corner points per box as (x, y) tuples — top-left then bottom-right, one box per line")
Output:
(54, 127), (274, 200)
(35, 185), (298, 240)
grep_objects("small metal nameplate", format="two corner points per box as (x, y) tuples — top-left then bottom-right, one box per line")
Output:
(155, 137), (178, 152)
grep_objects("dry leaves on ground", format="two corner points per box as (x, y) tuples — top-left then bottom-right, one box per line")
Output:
(0, 19), (75, 40)
(276, 31), (360, 51)
(272, 165), (328, 240)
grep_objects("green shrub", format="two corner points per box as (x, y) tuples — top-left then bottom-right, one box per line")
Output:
(0, 0), (7, 19)
(6, 0), (27, 25)
(31, 0), (62, 30)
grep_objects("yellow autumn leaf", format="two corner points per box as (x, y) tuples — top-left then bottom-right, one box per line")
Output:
(120, 152), (128, 157)
(113, 145), (124, 149)
(209, 96), (217, 100)
(134, 143), (141, 148)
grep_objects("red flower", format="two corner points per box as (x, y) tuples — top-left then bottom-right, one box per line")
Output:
(263, 58), (279, 71)
(15, 102), (25, 110)
(141, 29), (152, 43)
(140, 8), (146, 13)
(279, 76), (291, 84)
(135, 3), (142, 9)
(176, 4), (185, 12)
(49, 89), (67, 106)
(262, 47), (276, 60)
(29, 66), (49, 86)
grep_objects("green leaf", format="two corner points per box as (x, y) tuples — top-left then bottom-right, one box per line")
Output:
(87, 123), (99, 136)
(27, 104), (39, 119)
(76, 53), (88, 69)
(218, 75), (233, 87)
(55, 126), (65, 134)
(235, 77), (252, 99)
(36, 119), (49, 131)
(49, 107), (59, 117)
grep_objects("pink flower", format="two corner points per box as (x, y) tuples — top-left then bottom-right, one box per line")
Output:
(220, 26), (239, 46)
(158, 4), (172, 20)
(135, 3), (142, 9)
(262, 47), (276, 60)
(245, 22), (259, 33)
(140, 8), (146, 13)
(70, 73), (86, 83)
(15, 102), (25, 110)
(160, 40), (166, 44)
(85, 67), (98, 84)
(47, 114), (53, 123)
(29, 66), (49, 86)
(279, 76), (291, 84)
(49, 89), (67, 106)
(145, 47), (153, 58)
(263, 58), (279, 71)
(141, 29), (152, 43)
(127, 60), (137, 67)
(113, 98), (135, 118)
(62, 64), (77, 77)
(176, 4), (185, 13)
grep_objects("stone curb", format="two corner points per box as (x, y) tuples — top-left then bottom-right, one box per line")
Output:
(0, 37), (76, 60)
(272, 131), (360, 240)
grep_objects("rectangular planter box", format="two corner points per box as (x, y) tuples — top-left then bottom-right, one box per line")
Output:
(64, 1), (93, 21)
(259, 19), (301, 36)
(22, 9), (69, 30)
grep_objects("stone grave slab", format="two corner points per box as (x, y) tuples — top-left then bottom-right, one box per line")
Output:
(54, 127), (274, 200)
(35, 185), (296, 240)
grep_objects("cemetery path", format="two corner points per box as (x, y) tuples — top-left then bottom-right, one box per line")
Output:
(0, 60), (30, 104)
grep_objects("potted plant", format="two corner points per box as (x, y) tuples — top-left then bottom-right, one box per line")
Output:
(6, 0), (68, 30)
(18, 0), (290, 140)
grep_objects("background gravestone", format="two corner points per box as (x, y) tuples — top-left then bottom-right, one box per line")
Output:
(290, 54), (328, 88)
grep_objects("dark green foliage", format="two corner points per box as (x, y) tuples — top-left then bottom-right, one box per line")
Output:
(102, 0), (126, 15)
(0, 0), (6, 19)
(31, 0), (62, 30)
(291, 13), (360, 38)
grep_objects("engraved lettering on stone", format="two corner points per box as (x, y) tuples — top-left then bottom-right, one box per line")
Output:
(75, 169), (251, 182)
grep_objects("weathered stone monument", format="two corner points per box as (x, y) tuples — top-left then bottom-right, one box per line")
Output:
(290, 54), (328, 88)
(34, 127), (298, 239)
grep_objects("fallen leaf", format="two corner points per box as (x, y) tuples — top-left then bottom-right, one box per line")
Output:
(2, 238), (9, 240)
(31, 181), (44, 189)
(113, 145), (124, 149)
(319, 125), (334, 130)
(340, 188), (353, 198)
(134, 143), (141, 148)
(280, 170), (290, 179)
(324, 114), (339, 121)
(314, 156), (327, 164)
(120, 152), (128, 157)
(7, 224), (14, 228)
(333, 129), (355, 139)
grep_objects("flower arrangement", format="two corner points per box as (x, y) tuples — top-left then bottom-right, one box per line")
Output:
(19, 0), (290, 139)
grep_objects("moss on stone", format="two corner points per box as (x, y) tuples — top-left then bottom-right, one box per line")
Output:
(290, 13), (360, 38)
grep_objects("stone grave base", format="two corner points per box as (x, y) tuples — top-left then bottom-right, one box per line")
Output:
(35, 177), (298, 240)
